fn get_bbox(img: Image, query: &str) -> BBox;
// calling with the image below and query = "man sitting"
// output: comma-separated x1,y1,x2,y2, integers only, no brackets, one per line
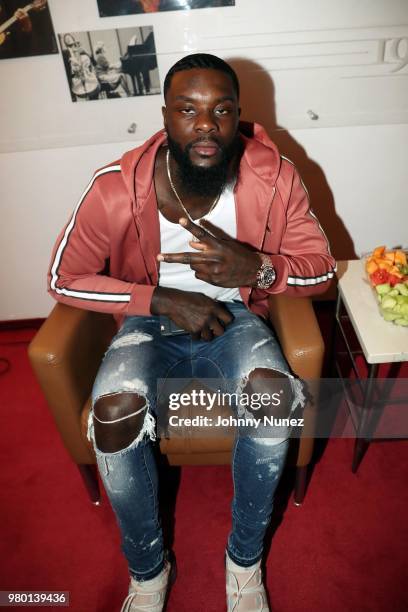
48,53,335,611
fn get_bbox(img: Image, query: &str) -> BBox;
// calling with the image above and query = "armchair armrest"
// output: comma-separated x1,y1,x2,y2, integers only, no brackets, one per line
268,294,324,380
268,294,324,469
28,303,116,463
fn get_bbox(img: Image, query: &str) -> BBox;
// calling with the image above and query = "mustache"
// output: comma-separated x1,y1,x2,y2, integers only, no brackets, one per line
187,137,222,149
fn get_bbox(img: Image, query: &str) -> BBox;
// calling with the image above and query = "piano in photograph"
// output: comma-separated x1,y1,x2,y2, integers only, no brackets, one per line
121,31,157,95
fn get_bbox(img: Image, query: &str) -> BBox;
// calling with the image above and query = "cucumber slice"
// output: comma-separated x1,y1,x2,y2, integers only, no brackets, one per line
376,283,391,295
395,283,408,296
381,310,400,321
382,297,397,309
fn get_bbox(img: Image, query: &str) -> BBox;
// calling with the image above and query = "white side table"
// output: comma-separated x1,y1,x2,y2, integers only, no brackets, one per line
334,260,408,471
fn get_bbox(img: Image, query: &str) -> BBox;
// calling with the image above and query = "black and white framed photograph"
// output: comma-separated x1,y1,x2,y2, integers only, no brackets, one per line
58,26,160,102
97,0,235,17
0,0,57,60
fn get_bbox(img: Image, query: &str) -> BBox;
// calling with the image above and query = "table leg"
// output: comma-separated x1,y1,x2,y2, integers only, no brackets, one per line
351,363,379,473
328,292,341,377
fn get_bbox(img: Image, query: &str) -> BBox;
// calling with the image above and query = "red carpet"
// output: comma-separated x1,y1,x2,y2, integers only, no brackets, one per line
1,317,408,612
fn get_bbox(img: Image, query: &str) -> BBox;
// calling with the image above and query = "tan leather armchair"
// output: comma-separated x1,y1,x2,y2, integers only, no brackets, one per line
28,295,324,506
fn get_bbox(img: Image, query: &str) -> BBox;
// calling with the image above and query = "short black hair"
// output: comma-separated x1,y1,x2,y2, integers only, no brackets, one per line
163,53,239,100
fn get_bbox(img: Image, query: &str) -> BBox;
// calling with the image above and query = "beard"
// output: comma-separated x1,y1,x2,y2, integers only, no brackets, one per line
166,132,242,198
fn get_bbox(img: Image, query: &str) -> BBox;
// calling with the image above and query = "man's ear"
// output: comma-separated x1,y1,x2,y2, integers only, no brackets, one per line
162,105,167,130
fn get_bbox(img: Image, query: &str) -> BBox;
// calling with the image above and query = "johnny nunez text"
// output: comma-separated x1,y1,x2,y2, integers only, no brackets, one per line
168,415,304,428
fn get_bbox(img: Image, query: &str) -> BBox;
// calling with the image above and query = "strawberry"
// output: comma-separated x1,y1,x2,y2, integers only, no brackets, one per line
370,269,389,286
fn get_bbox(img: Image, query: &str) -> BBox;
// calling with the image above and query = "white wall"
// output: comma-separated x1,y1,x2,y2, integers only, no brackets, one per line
1,0,407,319
1,141,132,320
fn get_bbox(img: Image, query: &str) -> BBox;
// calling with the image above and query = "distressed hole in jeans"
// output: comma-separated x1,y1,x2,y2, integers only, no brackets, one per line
236,366,305,423
91,391,156,453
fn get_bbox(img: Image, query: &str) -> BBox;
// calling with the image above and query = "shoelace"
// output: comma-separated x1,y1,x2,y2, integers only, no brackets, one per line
120,560,173,612
227,567,265,612
120,589,163,612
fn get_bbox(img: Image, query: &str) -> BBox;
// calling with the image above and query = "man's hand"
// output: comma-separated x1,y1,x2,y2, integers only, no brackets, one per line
151,287,234,341
157,217,261,288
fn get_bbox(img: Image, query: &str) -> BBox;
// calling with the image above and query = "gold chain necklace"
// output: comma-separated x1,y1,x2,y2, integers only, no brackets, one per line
166,149,221,222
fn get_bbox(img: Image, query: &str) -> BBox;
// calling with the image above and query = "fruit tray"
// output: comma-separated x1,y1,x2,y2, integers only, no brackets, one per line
365,246,408,326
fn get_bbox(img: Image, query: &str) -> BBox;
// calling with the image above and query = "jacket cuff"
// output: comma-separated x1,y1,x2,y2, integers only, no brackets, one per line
128,285,156,316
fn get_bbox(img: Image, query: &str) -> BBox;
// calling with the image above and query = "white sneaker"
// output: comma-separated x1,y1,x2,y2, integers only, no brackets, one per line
226,553,270,611
120,556,176,612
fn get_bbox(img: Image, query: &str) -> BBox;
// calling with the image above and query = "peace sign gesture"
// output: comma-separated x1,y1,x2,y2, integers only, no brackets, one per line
157,217,261,288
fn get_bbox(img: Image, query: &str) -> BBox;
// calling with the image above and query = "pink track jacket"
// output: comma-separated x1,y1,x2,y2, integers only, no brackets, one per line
48,123,336,326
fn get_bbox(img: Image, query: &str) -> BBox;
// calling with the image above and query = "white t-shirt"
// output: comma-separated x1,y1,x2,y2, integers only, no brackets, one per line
158,182,242,302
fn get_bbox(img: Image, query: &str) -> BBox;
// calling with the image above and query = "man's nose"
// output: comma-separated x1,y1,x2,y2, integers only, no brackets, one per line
194,110,217,133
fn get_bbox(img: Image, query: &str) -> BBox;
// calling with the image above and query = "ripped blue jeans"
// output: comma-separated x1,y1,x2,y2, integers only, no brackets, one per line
89,301,304,581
